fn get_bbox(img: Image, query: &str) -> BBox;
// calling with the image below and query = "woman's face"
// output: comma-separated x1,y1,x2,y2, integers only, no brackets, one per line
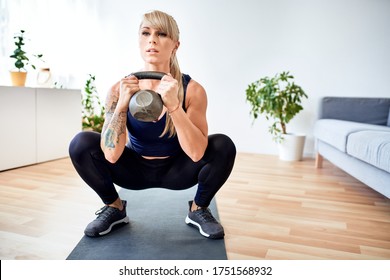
139,25,179,66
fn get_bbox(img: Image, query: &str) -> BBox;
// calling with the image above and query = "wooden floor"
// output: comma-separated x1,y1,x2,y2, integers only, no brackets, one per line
0,153,389,260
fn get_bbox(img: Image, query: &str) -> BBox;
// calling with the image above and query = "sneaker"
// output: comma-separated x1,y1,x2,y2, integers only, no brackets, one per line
84,200,129,237
185,200,224,239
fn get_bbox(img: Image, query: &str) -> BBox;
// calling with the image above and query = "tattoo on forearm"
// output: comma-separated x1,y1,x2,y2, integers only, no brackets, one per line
102,99,118,134
104,111,127,149
109,101,118,113
102,112,112,134
105,129,116,148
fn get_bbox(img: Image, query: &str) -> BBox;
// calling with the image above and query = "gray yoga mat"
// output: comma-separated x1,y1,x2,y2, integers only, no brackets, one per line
67,187,227,260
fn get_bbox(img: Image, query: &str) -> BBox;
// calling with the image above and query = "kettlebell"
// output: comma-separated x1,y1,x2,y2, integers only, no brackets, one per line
128,71,166,122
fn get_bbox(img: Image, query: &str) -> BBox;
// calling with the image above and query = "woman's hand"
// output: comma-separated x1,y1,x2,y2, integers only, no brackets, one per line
117,75,140,111
158,74,180,112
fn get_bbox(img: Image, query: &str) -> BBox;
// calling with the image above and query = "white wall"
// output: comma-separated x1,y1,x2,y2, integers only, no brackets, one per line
1,0,390,156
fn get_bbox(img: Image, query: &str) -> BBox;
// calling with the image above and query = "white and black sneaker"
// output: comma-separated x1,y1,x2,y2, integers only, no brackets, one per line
84,200,129,237
185,200,224,239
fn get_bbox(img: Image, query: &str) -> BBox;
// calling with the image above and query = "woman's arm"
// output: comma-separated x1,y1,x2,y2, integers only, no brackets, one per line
160,75,208,162
100,76,140,163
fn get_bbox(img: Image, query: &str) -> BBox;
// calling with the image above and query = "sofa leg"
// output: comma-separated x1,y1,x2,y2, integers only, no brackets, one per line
315,152,323,168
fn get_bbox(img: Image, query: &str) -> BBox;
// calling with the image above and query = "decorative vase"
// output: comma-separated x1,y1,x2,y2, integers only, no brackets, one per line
36,68,53,88
10,71,27,86
277,133,306,161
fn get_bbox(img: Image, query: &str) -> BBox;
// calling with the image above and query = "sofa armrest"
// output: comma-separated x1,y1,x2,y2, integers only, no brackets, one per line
319,97,390,125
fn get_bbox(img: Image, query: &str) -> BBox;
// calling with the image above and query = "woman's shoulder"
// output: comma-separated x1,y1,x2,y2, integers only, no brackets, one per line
186,75,206,96
185,75,207,110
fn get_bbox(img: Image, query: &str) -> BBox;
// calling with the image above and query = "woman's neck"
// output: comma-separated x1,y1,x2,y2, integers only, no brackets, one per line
143,63,170,74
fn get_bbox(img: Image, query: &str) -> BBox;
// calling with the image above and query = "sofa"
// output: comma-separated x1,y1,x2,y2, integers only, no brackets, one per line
314,97,390,199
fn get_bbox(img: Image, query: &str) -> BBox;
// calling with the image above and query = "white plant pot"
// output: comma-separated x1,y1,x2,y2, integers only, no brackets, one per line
277,133,306,161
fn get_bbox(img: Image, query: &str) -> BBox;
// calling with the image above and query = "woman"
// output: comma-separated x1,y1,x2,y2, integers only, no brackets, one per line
69,10,236,239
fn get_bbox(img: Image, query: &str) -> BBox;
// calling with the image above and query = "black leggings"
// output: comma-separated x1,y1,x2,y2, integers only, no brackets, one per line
68,131,236,207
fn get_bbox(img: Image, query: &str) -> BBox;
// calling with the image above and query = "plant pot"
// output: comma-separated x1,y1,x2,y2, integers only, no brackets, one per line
277,133,306,161
10,71,27,86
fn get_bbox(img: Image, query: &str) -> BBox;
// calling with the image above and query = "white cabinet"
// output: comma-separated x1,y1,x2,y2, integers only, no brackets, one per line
0,86,81,171
0,87,37,170
36,88,82,163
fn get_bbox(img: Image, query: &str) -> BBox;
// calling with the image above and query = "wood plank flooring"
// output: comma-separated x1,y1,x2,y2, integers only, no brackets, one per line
0,153,389,260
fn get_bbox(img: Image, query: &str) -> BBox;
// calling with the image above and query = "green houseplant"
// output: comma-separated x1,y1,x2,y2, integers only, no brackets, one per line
246,71,308,160
9,29,43,86
82,74,105,132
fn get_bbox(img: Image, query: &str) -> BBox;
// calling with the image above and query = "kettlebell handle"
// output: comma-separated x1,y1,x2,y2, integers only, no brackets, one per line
130,71,166,80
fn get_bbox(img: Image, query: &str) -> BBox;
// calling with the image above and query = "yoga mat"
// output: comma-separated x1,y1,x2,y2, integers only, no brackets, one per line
67,187,227,260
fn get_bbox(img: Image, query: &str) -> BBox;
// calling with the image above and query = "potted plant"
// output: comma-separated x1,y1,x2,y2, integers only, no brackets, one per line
82,74,105,132
246,71,308,161
9,30,43,86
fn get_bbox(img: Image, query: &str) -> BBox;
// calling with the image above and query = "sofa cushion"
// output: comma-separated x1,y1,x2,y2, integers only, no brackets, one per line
347,131,390,173
314,119,390,152
320,97,390,125
387,108,390,126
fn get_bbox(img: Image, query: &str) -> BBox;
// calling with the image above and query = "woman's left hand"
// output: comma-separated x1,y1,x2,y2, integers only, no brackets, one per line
158,74,180,112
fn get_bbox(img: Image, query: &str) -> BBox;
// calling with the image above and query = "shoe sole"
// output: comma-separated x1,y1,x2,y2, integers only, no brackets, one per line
185,215,224,239
85,216,130,237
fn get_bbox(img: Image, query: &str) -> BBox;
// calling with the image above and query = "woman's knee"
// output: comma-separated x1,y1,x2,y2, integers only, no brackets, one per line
206,134,236,166
208,134,236,158
69,131,101,162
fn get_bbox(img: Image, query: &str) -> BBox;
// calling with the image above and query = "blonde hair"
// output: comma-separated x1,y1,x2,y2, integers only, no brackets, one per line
141,10,183,137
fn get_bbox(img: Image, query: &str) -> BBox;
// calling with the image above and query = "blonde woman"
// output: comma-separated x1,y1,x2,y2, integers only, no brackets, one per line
69,10,236,239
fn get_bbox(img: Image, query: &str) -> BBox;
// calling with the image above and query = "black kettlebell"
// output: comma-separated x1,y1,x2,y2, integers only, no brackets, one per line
128,71,166,122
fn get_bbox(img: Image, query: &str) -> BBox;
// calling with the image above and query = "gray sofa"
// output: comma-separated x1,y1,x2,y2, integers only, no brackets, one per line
314,97,390,199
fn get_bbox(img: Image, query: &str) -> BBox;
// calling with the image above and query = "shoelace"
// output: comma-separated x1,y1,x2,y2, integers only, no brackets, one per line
196,208,218,223
94,205,117,222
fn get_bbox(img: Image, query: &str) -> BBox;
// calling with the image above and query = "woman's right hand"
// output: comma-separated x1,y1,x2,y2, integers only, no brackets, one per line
117,75,140,110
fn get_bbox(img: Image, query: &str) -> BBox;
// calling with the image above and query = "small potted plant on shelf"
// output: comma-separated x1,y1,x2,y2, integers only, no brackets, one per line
246,71,308,161
9,29,43,86
82,74,105,132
